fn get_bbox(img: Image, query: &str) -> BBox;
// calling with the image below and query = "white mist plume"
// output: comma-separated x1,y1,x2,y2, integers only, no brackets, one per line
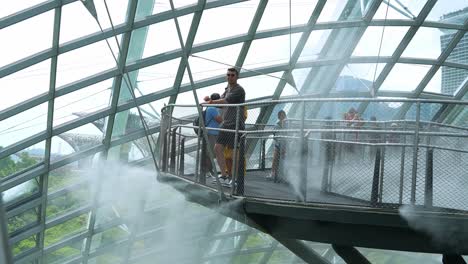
399,205,468,252
80,161,246,263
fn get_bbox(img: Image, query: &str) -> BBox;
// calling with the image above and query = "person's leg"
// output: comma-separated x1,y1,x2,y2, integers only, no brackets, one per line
214,143,227,177
270,147,279,179
207,135,217,175
224,146,233,177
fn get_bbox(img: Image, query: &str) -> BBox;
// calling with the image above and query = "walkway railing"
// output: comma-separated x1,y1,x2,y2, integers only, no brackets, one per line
160,98,468,212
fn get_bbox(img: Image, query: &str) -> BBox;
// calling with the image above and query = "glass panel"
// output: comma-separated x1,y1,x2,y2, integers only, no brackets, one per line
3,177,40,206
193,1,257,45
61,0,128,43
373,1,427,20
318,102,361,120
12,234,37,256
150,0,171,15
173,84,225,117
269,248,297,263
0,59,50,112
379,63,431,91
0,102,47,148
426,0,468,24
363,102,402,120
232,253,264,263
44,213,88,246
0,0,47,18
299,30,332,62
317,0,363,22
242,233,271,249
402,27,457,59
93,0,128,29
111,108,144,139
59,1,101,44
190,43,243,82
8,207,39,234
52,120,105,156
173,0,197,8
334,63,386,94
48,151,102,193
89,254,124,264
46,183,91,220
140,20,181,59
109,135,158,163
56,37,121,88
0,10,54,68
0,141,44,179
44,238,83,264
288,68,311,96
353,26,409,57
241,72,282,100
405,103,442,121
257,0,318,31
132,58,181,98
90,226,129,251
445,34,468,65
53,80,112,127
425,66,468,95
243,34,301,69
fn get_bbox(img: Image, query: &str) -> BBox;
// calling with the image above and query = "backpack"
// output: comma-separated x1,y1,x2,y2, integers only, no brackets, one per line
193,109,211,136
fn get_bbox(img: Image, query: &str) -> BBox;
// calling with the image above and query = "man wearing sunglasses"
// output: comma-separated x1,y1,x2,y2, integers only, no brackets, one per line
205,68,245,186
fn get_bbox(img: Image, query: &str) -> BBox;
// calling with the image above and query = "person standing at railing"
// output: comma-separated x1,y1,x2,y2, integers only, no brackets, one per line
205,68,245,185
368,116,381,160
343,107,363,152
268,110,287,181
201,93,222,178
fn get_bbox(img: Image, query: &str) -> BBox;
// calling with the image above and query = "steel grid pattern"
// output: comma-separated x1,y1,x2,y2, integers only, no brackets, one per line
1,0,468,263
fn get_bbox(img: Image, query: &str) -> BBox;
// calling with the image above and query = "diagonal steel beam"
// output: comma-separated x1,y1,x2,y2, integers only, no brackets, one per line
167,0,206,105
393,10,468,120
332,244,371,264
255,0,327,126
357,0,438,115
301,0,384,118
81,0,141,262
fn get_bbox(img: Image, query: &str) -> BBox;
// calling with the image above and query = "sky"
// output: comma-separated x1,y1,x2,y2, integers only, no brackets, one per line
0,0,467,153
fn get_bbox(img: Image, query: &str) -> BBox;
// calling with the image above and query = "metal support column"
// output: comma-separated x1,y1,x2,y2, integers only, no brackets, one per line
332,245,371,264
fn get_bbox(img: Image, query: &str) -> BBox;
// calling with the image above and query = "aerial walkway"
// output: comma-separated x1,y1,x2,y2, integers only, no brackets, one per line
158,98,468,263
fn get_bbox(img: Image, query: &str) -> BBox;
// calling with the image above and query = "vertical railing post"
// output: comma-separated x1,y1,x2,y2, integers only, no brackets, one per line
231,106,241,193
195,134,201,183
161,135,168,172
261,138,266,170
410,101,421,204
237,135,246,196
179,137,185,176
398,122,407,204
378,147,385,203
424,148,434,207
371,147,381,205
176,126,181,174
298,101,307,202
321,141,330,192
169,127,177,173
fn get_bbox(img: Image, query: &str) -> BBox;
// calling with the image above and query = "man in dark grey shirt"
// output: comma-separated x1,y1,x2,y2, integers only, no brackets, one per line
205,67,245,183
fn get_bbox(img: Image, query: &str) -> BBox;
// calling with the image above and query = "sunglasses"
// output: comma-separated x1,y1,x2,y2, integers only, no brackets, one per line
226,73,236,77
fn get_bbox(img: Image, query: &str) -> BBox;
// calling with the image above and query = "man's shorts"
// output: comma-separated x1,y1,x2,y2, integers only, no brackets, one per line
216,125,243,148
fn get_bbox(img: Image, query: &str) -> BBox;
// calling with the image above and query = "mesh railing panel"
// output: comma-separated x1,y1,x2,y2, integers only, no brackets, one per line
161,101,468,214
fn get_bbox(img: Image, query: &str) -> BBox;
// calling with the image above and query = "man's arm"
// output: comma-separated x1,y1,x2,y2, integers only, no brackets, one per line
208,98,227,104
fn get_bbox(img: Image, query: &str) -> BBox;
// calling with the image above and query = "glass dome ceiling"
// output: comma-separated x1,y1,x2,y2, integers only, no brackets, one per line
0,0,467,263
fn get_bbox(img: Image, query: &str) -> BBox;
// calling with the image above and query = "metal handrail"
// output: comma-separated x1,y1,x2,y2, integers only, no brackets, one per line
162,97,468,111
